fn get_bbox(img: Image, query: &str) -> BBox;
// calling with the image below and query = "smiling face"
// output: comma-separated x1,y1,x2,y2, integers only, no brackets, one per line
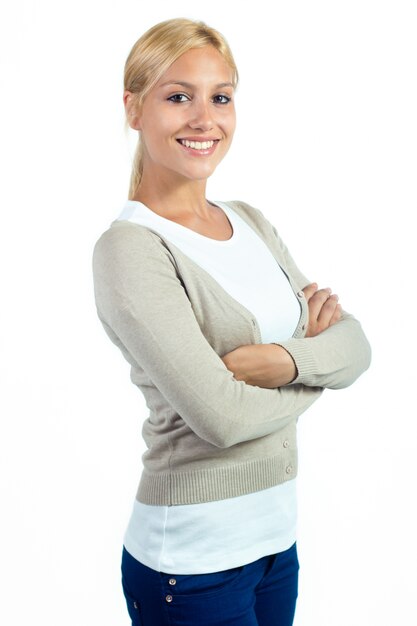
130,46,236,185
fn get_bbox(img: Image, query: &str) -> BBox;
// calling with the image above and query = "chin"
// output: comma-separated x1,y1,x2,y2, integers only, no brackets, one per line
185,171,216,182
183,163,220,181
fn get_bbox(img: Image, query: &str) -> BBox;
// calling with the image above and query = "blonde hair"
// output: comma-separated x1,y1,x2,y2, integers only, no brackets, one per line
123,18,239,199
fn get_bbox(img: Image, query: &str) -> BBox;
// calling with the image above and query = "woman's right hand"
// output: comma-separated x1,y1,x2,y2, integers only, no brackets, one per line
302,283,342,337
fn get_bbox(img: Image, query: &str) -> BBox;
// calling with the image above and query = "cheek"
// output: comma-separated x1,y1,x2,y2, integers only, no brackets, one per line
141,120,174,158
141,104,176,139
222,108,236,136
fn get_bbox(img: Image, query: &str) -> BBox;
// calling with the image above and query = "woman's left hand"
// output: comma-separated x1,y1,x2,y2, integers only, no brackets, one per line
221,344,297,388
302,283,342,337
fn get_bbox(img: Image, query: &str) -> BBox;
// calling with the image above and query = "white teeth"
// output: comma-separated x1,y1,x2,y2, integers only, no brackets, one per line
180,139,215,149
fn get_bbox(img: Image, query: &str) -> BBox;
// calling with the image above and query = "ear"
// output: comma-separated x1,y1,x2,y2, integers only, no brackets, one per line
123,90,141,130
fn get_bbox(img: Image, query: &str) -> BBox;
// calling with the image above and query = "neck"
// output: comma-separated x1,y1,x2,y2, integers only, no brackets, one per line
133,170,212,219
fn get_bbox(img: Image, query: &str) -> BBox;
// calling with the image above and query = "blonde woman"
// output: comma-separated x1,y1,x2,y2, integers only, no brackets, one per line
92,17,371,626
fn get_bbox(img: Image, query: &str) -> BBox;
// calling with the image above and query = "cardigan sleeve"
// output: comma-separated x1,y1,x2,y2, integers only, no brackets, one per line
92,223,323,449
269,222,372,389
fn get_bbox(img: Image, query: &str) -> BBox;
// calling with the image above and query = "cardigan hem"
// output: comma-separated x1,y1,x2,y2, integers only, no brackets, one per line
136,451,298,505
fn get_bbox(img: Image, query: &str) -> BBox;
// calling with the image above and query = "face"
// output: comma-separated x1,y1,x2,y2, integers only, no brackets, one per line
125,46,236,183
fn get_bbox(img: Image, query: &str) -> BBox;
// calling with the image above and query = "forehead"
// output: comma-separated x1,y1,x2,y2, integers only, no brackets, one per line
156,46,234,87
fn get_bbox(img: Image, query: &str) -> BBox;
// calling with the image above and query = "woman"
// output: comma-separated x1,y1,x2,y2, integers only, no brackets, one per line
92,17,371,626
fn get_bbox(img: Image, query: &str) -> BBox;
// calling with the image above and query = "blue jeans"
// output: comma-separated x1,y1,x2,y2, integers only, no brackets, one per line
120,542,299,625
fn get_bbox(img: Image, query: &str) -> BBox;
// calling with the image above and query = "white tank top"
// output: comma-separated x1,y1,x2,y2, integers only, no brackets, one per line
118,199,301,575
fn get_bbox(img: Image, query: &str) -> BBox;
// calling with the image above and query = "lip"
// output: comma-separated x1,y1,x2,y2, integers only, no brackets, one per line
176,137,221,142
176,138,220,157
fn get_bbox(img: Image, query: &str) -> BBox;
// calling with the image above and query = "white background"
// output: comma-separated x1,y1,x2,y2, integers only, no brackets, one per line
1,1,416,624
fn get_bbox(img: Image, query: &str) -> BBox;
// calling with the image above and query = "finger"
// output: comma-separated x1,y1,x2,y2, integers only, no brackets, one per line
308,287,333,320
328,302,343,327
316,294,339,328
302,282,318,303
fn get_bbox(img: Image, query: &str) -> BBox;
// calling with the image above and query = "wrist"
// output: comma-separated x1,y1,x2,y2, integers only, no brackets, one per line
270,343,298,386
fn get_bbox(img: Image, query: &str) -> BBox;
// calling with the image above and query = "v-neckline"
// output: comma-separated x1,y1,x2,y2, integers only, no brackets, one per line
126,199,237,244
112,200,306,342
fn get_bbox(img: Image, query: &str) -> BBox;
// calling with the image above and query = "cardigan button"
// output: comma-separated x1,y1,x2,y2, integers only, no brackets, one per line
169,578,177,586
297,291,304,298
286,464,293,474
166,594,173,603
283,439,290,448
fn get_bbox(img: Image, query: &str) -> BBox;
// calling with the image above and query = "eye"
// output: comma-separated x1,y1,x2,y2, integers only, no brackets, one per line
167,93,189,103
213,94,232,104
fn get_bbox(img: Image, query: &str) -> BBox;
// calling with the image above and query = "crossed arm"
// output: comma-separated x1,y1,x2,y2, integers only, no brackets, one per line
221,283,344,389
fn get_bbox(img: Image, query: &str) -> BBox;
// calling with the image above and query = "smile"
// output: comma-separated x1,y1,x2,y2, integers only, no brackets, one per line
179,139,216,149
176,138,220,156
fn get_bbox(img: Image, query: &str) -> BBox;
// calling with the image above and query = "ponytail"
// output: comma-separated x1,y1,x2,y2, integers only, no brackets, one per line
128,138,144,200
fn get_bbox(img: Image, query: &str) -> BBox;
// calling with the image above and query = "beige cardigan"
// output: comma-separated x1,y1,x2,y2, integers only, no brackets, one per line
92,200,371,505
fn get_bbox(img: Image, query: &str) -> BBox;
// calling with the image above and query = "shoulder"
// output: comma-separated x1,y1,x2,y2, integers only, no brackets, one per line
92,220,175,277
223,199,273,224
93,220,169,258
222,199,280,238
221,199,258,215
94,220,154,250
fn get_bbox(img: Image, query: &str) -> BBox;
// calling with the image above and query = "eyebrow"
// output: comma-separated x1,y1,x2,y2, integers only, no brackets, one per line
159,80,234,89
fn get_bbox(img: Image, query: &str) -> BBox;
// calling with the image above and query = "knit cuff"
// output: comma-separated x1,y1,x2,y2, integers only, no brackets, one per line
273,338,317,386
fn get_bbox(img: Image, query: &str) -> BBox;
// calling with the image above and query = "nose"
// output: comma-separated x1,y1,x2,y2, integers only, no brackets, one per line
188,99,214,132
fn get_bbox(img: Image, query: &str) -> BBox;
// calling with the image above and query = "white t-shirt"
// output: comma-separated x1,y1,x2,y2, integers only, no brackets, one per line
118,199,301,575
